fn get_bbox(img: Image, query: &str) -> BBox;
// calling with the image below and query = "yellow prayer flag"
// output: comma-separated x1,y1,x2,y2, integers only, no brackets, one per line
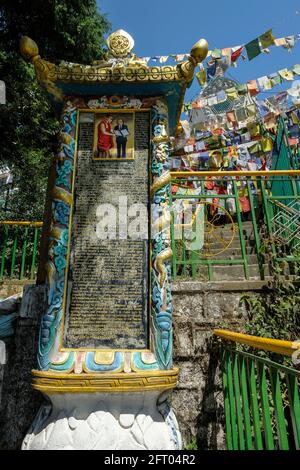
248,142,260,154
248,123,260,137
196,68,207,86
261,138,273,152
259,29,275,48
246,104,256,117
226,87,239,99
291,111,300,124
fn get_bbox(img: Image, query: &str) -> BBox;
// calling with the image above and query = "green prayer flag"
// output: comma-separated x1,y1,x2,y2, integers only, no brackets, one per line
245,38,261,60
269,73,282,86
259,29,275,48
237,83,247,94
211,48,222,59
293,64,300,75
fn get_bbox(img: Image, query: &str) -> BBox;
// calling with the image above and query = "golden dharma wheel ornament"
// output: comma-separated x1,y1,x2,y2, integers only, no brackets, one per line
107,29,135,58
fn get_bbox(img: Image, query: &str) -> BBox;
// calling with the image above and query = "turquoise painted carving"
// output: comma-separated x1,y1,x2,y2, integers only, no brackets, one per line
150,100,173,369
37,96,173,374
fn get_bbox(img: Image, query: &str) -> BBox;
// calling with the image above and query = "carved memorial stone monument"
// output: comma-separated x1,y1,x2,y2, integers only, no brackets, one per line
19,29,208,450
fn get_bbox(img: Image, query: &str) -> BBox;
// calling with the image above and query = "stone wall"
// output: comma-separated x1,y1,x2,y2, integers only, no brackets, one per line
0,285,45,449
0,279,266,449
171,280,266,449
0,280,32,300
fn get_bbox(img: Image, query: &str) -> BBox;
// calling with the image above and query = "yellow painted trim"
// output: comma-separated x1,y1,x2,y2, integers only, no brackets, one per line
150,172,172,197
92,158,135,161
79,108,152,113
94,351,115,365
31,368,179,393
0,221,43,226
171,170,300,178
214,329,300,357
60,347,153,353
51,187,73,206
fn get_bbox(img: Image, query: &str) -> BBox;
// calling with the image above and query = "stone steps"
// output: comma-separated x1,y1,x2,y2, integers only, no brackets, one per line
175,219,272,280
178,240,256,251
177,264,271,281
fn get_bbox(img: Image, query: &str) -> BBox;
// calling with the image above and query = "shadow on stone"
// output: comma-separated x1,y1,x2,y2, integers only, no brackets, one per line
196,336,226,450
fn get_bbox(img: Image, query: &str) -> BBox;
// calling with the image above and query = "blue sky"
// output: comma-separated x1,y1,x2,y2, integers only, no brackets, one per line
97,0,300,102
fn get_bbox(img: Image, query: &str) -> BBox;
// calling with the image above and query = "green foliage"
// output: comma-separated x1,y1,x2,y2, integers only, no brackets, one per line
184,438,198,450
0,0,111,63
0,1,110,220
240,237,300,363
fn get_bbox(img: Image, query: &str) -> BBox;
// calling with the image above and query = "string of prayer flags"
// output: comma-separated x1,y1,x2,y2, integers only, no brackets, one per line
136,29,300,68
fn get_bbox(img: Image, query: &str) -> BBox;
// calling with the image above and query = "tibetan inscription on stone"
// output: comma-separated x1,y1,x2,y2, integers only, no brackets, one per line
64,111,150,349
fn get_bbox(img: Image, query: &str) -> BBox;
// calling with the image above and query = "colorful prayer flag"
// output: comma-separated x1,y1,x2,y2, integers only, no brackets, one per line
245,38,261,60
231,46,244,63
211,48,222,59
247,80,259,96
278,68,294,81
196,66,207,86
259,29,275,48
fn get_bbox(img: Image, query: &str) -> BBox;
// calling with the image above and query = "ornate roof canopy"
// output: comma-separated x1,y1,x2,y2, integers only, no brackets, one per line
20,30,208,135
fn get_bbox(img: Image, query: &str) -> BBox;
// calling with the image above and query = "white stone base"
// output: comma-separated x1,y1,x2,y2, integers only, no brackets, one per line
22,391,182,450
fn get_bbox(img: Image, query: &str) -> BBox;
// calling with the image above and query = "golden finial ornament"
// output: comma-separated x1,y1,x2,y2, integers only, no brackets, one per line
179,37,208,82
107,29,135,58
190,39,209,65
20,36,40,62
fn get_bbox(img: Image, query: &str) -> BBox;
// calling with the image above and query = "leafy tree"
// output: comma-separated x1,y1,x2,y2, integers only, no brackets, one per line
0,0,111,220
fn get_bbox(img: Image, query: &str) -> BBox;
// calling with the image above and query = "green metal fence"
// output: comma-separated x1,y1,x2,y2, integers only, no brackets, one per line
0,221,43,281
214,330,300,450
170,172,300,282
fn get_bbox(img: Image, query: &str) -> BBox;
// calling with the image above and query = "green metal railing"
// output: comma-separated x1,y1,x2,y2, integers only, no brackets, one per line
214,329,300,450
170,171,300,282
0,221,43,281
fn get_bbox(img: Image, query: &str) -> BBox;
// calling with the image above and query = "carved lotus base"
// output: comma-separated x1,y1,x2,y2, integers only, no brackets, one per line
22,391,181,450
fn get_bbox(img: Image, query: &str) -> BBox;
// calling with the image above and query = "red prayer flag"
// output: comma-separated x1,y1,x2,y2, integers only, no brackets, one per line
231,46,244,63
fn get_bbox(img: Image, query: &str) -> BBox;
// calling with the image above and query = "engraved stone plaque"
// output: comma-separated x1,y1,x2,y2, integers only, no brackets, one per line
64,111,150,349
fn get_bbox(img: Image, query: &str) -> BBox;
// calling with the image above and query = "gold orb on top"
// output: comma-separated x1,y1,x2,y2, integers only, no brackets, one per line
107,29,135,58
20,36,39,61
190,38,209,64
